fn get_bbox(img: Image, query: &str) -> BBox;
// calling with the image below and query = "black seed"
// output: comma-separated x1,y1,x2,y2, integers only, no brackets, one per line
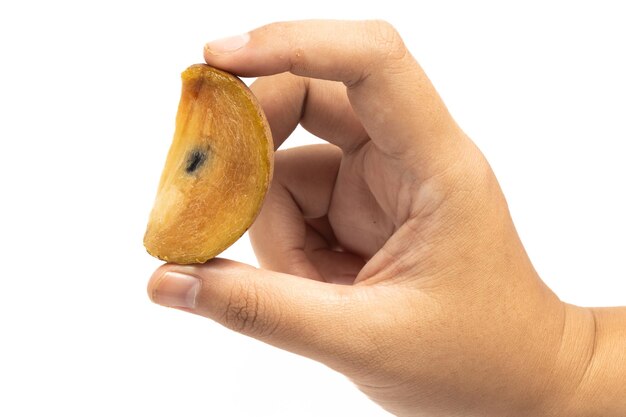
185,149,207,174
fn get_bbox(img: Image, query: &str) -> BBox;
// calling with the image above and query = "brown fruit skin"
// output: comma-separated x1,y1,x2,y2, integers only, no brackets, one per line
144,64,273,264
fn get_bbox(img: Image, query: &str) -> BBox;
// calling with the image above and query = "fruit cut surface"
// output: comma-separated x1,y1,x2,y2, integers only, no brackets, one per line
144,64,273,264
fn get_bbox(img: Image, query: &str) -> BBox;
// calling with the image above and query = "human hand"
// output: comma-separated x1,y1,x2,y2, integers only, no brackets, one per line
148,20,625,416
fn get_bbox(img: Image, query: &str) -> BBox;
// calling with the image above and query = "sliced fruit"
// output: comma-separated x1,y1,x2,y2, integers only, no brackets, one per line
144,64,273,264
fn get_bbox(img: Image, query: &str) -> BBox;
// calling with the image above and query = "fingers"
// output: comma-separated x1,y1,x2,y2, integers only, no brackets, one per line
249,169,325,281
250,73,367,151
250,145,366,282
204,20,463,164
147,258,363,368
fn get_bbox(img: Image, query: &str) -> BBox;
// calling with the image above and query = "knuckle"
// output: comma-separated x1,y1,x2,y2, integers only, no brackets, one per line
288,46,308,74
347,20,408,88
222,281,278,338
367,20,407,62
223,282,259,333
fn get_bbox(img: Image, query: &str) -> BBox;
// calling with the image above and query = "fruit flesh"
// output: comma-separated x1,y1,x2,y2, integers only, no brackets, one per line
144,64,273,264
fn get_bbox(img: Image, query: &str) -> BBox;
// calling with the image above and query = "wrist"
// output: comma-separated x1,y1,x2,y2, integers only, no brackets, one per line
545,305,626,416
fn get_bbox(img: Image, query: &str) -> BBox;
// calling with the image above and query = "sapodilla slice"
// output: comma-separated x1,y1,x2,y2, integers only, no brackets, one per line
144,64,273,264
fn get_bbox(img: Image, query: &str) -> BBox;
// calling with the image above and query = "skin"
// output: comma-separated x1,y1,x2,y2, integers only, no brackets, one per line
148,20,626,416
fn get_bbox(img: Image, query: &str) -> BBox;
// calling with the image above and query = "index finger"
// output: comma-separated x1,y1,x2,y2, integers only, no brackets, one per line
204,20,463,162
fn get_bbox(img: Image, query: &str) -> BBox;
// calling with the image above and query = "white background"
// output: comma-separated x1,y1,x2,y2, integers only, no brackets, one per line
1,1,625,416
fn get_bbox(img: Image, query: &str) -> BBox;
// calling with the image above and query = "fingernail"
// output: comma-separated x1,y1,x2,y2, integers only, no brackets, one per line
150,271,201,309
205,33,250,54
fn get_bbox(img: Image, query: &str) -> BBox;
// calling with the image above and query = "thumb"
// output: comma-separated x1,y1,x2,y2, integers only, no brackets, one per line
147,258,361,365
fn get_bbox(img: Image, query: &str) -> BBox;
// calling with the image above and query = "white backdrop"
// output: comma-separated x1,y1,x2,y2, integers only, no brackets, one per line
1,1,624,416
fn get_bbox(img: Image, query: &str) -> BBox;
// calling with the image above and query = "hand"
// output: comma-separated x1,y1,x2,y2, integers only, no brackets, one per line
148,20,626,416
